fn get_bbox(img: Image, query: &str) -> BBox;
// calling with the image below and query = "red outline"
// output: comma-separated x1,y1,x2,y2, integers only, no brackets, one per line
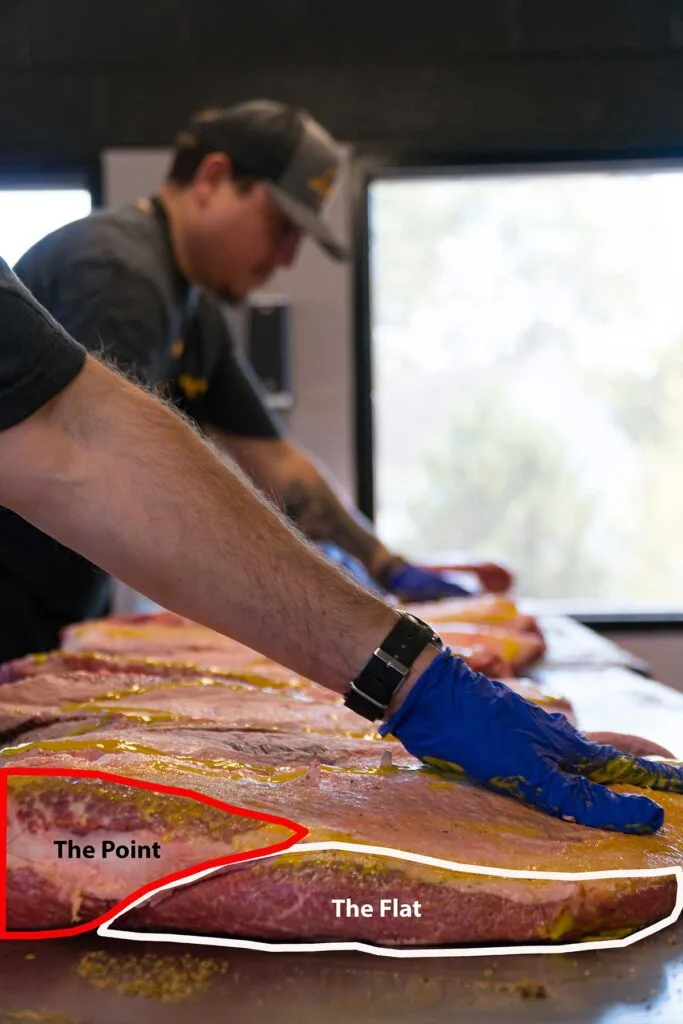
1,766,308,940
0,769,6,935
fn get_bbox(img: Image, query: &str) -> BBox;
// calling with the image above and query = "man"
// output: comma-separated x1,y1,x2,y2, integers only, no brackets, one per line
0,254,680,836
10,97,509,663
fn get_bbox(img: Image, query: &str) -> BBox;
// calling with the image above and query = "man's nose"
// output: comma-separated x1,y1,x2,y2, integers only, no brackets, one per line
273,230,302,268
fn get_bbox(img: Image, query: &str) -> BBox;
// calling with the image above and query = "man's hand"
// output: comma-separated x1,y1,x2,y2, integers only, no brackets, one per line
418,560,515,595
384,563,475,601
316,541,383,593
382,651,683,834
463,560,514,594
384,559,514,602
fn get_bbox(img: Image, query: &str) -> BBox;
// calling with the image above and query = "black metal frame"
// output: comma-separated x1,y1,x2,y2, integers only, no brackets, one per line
352,143,683,628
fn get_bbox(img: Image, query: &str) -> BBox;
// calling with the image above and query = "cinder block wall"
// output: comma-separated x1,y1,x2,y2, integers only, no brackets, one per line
3,2,683,166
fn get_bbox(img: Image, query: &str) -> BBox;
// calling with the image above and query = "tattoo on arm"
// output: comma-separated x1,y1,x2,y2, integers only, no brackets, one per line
281,478,396,579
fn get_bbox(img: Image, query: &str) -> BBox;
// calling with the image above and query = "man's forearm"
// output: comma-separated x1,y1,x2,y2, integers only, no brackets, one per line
0,359,402,694
207,430,397,582
280,472,397,581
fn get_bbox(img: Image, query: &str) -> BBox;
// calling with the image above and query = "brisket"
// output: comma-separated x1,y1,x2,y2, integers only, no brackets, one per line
3,723,681,945
0,610,678,947
59,613,530,677
0,661,574,741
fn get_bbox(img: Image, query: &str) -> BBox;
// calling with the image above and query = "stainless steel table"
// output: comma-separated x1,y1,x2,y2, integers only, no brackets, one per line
529,614,683,758
532,613,650,675
1,923,682,1024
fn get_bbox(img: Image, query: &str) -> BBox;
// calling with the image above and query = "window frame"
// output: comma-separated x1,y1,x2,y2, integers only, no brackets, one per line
353,144,683,627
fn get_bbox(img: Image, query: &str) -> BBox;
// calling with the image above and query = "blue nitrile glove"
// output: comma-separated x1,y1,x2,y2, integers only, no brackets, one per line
385,563,473,601
316,542,384,594
381,650,683,834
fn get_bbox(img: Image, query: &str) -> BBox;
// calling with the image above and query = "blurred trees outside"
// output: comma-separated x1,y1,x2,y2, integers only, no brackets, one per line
371,171,683,602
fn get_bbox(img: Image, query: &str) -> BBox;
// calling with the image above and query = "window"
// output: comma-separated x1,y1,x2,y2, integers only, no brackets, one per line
0,187,92,268
367,163,683,611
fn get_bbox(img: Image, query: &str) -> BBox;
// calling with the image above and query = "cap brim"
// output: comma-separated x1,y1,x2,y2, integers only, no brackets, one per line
265,182,350,261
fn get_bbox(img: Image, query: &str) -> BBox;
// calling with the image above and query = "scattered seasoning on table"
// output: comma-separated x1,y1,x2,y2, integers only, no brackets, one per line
474,979,550,999
76,950,229,1002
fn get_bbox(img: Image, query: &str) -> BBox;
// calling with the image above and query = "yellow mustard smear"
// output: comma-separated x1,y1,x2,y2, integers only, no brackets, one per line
27,652,50,666
58,674,301,717
51,647,309,691
537,873,670,942
56,675,303,727
423,756,466,777
0,734,403,785
577,753,683,791
65,707,182,726
59,677,234,712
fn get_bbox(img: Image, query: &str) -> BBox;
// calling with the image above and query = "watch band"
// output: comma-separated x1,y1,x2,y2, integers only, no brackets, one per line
344,613,442,721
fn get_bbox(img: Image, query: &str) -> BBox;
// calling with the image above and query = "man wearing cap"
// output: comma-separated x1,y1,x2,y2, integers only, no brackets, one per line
10,98,510,661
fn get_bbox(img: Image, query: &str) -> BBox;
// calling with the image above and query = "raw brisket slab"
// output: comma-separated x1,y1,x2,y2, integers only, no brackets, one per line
60,612,292,673
3,724,682,946
436,624,545,670
404,595,542,635
0,650,314,692
0,669,372,741
58,613,524,677
0,663,575,739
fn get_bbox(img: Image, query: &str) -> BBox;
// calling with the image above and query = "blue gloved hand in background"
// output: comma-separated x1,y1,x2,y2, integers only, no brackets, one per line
381,650,683,834
384,562,474,601
316,541,384,593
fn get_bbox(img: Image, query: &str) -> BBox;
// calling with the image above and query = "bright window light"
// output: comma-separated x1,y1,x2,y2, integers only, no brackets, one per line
0,188,92,268
369,166,683,609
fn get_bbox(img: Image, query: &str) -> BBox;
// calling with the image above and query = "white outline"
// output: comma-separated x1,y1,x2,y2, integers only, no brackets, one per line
98,841,683,958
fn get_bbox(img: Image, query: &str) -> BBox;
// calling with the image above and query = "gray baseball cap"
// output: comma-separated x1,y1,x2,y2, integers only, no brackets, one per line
171,99,349,260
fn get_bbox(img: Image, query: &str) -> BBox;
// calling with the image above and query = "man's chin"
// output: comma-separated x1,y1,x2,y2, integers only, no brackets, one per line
215,279,253,304
252,265,276,287
215,270,273,304
215,286,242,304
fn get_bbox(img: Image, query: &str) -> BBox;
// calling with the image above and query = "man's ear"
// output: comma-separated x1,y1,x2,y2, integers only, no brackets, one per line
192,153,233,204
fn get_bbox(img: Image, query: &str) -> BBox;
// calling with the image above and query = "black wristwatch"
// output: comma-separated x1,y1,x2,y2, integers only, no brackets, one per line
344,613,443,721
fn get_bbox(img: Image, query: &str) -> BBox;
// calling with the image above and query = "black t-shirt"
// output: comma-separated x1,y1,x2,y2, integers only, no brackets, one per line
0,201,283,659
14,198,282,436
0,257,86,428
0,258,89,659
